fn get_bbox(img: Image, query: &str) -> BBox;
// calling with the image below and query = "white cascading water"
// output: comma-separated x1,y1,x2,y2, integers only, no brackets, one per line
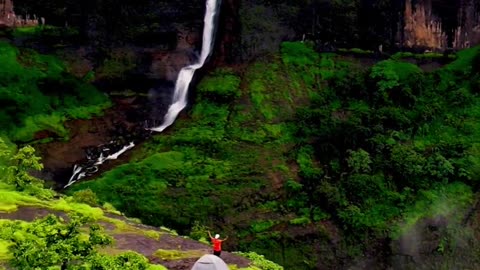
64,0,221,188
64,142,135,188
151,0,221,132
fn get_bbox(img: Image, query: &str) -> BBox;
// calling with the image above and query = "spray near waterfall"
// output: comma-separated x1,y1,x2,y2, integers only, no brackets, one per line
64,0,222,188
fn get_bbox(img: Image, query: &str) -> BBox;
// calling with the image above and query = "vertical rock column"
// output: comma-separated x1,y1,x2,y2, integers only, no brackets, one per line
400,0,480,50
401,0,448,50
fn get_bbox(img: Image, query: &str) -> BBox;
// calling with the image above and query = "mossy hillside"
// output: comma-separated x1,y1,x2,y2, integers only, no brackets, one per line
0,42,110,142
0,180,282,270
70,42,361,269
153,249,204,260
70,43,327,231
71,43,480,269
0,182,161,237
0,185,166,268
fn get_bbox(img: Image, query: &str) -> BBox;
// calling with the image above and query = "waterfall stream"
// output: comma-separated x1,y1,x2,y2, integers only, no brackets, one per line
64,0,222,188
151,0,221,132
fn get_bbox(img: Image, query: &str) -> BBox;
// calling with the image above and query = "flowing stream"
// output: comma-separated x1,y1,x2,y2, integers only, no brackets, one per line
64,0,222,188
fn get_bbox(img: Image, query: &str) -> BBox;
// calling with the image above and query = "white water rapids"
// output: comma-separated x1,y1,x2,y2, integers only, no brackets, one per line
151,0,221,132
64,0,221,188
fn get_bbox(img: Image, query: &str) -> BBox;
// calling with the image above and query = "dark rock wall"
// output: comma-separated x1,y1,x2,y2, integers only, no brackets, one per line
400,0,480,50
236,0,480,58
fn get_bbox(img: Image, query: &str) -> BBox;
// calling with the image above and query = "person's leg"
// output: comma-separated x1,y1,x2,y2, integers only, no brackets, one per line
214,250,221,257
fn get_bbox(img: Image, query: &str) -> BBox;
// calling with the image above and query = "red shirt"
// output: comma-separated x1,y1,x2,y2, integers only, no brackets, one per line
212,238,222,251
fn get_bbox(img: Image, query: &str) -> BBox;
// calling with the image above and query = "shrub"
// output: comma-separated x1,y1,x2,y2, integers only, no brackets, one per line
235,252,284,270
197,70,241,103
71,189,99,206
281,42,318,66
189,221,209,244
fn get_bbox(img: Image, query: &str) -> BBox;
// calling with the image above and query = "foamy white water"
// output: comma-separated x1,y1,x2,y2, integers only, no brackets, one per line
63,164,82,188
94,142,135,165
151,0,221,132
64,142,134,188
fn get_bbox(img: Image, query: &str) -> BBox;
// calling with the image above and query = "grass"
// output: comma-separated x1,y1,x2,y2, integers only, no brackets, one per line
106,218,163,240
153,249,205,260
13,26,79,40
338,48,375,55
147,265,168,270
0,185,47,212
0,182,164,241
197,69,241,102
391,51,457,61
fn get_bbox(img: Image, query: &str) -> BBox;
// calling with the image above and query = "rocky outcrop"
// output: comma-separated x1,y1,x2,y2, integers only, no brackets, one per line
0,0,38,27
400,0,480,50
401,0,448,49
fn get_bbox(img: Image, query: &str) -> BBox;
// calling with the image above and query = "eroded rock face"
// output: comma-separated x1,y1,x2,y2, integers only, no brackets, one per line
400,0,480,50
401,0,448,50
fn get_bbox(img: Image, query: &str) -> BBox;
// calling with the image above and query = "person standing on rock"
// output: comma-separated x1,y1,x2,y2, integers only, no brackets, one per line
208,231,228,257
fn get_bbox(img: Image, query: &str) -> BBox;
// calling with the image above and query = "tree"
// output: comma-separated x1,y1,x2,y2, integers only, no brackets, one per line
0,138,44,192
0,213,149,269
347,148,372,174
0,214,110,269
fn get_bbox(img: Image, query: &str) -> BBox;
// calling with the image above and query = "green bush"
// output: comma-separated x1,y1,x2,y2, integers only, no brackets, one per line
71,189,100,206
369,60,423,107
197,69,241,103
281,42,318,66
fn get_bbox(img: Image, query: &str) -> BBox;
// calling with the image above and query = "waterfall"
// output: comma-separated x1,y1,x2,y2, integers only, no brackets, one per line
64,0,221,188
63,142,135,188
150,0,222,132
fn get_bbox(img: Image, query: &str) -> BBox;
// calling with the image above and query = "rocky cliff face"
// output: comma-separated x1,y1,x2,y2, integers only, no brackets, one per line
236,0,480,57
11,0,480,62
400,0,480,50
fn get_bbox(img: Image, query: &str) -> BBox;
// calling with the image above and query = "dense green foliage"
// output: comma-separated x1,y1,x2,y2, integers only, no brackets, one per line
71,42,480,269
0,213,158,269
0,144,167,269
0,138,53,199
1,214,112,269
0,42,110,142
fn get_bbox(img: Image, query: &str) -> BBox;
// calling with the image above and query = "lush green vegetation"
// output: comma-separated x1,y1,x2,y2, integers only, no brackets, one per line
69,41,480,269
0,139,168,269
0,131,281,269
0,42,110,142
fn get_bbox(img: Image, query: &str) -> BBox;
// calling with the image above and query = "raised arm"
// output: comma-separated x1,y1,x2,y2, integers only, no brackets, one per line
208,231,213,239
223,236,228,241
